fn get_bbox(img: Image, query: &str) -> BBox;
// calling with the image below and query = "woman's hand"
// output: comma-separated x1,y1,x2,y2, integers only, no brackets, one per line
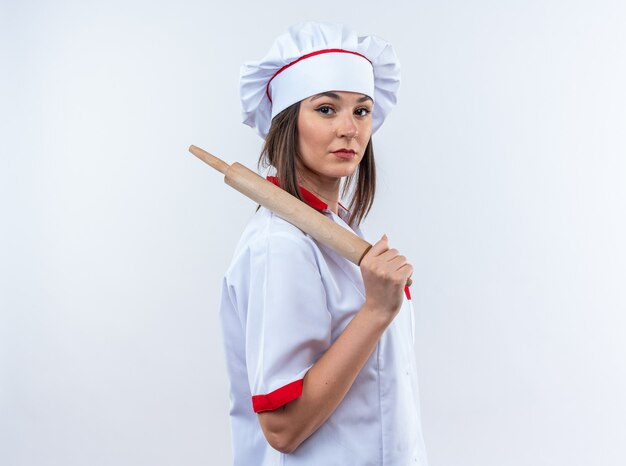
360,234,413,319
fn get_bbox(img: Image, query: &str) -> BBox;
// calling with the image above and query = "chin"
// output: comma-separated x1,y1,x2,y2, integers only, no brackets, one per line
326,164,359,179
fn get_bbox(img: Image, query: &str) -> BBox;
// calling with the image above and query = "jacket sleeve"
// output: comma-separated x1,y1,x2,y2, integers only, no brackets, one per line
244,230,331,413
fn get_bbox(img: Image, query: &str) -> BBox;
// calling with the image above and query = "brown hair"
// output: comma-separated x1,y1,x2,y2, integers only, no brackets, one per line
258,101,376,227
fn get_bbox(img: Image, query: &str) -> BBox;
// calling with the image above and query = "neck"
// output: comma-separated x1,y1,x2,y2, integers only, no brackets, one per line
296,172,341,215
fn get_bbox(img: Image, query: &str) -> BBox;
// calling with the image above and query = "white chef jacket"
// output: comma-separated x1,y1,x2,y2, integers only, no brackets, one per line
218,178,428,465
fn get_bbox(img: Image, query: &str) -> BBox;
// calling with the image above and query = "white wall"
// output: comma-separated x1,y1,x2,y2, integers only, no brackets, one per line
2,1,625,465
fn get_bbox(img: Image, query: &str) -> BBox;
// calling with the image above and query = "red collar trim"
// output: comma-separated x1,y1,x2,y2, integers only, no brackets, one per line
266,49,372,103
266,176,328,211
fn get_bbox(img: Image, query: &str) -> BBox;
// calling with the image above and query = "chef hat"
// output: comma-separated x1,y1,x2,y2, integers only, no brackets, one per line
240,21,401,139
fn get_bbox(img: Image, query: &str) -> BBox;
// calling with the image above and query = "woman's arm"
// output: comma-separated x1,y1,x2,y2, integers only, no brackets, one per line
257,234,412,453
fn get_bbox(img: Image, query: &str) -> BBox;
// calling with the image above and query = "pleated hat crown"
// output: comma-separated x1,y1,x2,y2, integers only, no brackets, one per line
239,21,401,139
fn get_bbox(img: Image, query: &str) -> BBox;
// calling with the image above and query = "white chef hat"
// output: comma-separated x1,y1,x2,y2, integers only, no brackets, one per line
240,21,401,139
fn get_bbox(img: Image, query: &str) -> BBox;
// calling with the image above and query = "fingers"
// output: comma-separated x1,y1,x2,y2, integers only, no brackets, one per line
397,262,414,279
368,236,405,266
380,248,401,262
367,234,389,257
365,235,408,266
389,254,408,271
363,234,412,276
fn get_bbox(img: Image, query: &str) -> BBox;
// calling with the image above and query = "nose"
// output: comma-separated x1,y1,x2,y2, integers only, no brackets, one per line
336,113,358,139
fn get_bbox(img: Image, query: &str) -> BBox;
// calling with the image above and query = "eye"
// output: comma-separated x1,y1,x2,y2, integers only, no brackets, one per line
354,107,371,117
315,105,335,115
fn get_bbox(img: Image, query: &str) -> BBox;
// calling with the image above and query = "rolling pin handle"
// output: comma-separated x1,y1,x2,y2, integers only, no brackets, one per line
189,145,230,175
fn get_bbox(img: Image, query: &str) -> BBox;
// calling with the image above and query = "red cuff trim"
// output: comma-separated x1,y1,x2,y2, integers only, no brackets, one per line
404,285,412,300
252,379,304,413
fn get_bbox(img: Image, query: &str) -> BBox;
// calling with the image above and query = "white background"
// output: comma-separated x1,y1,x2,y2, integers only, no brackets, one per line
2,1,625,465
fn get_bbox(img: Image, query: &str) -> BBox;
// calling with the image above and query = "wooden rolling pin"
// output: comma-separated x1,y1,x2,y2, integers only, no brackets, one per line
189,145,412,287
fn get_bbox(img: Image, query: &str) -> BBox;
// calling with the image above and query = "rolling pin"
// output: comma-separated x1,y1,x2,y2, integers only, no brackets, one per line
189,145,412,287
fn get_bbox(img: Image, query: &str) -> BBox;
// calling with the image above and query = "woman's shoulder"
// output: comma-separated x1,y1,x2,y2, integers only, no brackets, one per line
229,206,319,265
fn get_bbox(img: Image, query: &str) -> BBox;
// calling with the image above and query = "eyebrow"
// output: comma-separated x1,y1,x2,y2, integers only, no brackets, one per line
310,92,373,103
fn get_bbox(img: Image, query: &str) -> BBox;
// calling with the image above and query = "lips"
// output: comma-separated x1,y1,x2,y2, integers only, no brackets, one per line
332,149,357,159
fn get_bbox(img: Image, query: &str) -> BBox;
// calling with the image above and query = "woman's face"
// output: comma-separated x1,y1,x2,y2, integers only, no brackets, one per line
296,91,373,181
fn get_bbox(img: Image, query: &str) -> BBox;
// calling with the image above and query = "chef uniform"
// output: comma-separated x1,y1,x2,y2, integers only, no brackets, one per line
218,21,429,465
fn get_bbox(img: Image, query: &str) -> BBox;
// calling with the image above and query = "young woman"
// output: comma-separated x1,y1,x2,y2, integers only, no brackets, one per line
219,21,428,465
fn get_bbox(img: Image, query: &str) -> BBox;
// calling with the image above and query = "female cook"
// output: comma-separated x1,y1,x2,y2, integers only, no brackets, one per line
218,21,429,465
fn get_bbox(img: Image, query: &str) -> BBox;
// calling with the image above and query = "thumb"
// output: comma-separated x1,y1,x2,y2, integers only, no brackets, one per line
369,234,389,256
